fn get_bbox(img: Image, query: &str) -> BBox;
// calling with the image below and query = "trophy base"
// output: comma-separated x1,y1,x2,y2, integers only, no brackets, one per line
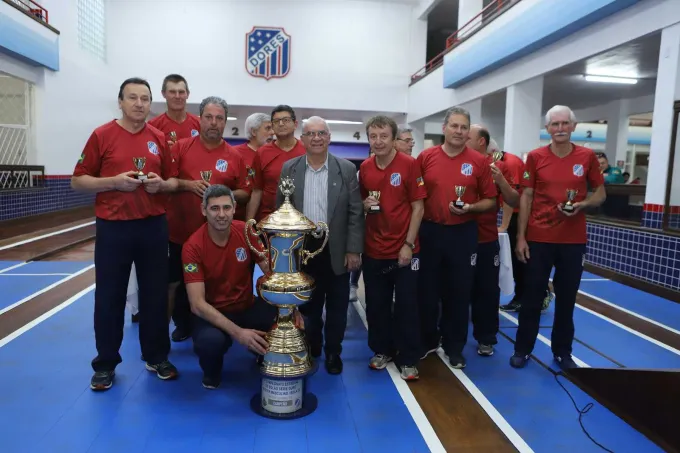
454,201,465,209
562,204,575,213
134,174,148,181
368,206,380,214
251,360,319,420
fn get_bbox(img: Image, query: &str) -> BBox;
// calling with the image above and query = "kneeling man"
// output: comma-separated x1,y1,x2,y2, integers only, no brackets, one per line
182,184,274,389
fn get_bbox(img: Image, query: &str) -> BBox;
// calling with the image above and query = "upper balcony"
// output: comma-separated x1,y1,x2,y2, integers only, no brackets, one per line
0,0,59,71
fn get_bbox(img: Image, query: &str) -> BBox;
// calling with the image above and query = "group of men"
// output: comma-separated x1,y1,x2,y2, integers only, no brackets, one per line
72,73,606,391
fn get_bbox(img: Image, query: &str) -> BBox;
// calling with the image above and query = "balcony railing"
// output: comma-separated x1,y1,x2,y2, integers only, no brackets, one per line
6,0,49,24
410,0,521,85
0,165,46,191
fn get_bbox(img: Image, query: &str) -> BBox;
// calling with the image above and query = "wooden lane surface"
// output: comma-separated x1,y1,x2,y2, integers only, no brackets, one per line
44,240,95,261
0,224,96,261
0,206,94,246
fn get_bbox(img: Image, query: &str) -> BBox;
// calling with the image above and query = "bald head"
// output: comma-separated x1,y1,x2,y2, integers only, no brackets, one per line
303,116,329,133
467,124,490,155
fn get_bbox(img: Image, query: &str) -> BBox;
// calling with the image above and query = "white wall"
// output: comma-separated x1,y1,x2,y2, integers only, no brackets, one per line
107,0,425,115
11,0,119,174
407,0,680,123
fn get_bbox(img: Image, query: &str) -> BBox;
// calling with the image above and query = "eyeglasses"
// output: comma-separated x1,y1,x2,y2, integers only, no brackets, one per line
301,131,329,138
397,138,415,145
272,117,294,125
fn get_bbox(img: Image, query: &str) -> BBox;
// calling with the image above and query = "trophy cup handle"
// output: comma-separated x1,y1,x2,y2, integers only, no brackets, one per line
245,219,269,261
301,222,329,265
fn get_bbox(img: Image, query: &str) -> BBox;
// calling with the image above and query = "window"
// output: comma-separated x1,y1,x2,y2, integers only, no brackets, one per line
77,0,107,62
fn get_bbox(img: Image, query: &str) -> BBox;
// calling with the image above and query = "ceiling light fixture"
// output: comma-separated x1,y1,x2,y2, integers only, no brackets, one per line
302,119,363,125
227,116,237,120
584,75,638,84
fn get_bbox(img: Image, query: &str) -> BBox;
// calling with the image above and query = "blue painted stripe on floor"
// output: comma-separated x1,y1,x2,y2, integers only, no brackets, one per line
459,330,665,453
0,284,430,453
0,275,65,309
570,306,680,369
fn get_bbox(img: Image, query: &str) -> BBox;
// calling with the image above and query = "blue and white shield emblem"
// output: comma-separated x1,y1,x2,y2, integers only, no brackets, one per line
235,247,247,262
191,129,199,137
390,173,401,186
461,163,473,176
246,26,291,80
216,159,228,173
147,141,159,155
573,164,584,177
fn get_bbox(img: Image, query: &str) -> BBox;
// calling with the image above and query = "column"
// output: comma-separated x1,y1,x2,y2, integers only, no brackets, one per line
645,23,680,229
503,76,544,158
409,119,426,159
462,98,483,124
604,99,630,170
458,0,484,36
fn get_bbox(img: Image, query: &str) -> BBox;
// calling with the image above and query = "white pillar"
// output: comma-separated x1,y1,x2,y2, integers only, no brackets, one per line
604,99,630,169
409,119,426,159
462,99,483,124
646,23,680,208
504,76,544,158
458,0,484,36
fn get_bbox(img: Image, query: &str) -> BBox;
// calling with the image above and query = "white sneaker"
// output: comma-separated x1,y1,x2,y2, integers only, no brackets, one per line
400,366,419,381
369,354,392,370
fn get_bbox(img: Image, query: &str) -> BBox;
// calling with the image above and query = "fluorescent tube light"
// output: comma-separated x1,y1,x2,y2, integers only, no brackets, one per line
302,119,363,125
584,75,638,84
227,116,237,120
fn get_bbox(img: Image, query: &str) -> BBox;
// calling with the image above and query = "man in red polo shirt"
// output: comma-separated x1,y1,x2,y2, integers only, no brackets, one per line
145,74,200,329
72,77,180,391
360,116,425,381
246,105,306,222
416,107,497,369
232,112,274,220
182,184,274,389
167,96,251,342
466,125,519,358
511,105,606,370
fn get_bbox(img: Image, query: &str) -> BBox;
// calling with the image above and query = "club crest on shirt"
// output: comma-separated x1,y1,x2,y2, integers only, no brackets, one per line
184,263,198,273
470,253,477,266
246,26,292,80
461,163,473,176
191,129,199,137
494,254,500,267
573,164,584,177
411,258,420,271
216,159,228,172
147,141,159,155
235,247,247,262
390,173,402,186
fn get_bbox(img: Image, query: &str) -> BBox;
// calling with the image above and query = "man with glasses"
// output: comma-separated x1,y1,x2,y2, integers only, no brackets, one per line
276,116,364,375
246,105,306,222
395,125,415,156
360,116,425,380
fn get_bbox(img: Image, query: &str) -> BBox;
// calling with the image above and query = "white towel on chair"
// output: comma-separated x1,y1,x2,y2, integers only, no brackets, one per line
126,264,139,315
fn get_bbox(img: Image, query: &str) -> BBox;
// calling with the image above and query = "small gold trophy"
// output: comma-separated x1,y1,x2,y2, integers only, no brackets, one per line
492,151,503,163
563,189,578,213
368,191,381,213
132,157,147,181
200,170,212,183
454,185,466,209
169,131,177,142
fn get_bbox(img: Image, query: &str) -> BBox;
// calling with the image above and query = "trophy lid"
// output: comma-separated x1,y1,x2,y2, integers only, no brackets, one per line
256,177,318,232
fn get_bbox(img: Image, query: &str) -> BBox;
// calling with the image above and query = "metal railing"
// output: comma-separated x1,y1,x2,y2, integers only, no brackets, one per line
7,0,49,24
0,165,46,191
410,0,521,85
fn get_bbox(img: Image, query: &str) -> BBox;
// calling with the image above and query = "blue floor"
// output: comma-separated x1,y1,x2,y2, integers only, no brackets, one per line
0,260,677,453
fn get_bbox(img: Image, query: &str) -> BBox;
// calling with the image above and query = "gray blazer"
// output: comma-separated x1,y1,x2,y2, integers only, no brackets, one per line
276,153,364,276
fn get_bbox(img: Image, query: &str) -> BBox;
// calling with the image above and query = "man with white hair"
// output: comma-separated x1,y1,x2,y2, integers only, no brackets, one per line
395,125,415,156
276,116,364,374
233,113,274,220
511,105,606,370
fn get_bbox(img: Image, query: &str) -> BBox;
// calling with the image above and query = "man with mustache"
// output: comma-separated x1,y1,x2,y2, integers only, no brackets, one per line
232,113,274,221
246,105,306,222
72,77,179,391
511,105,606,370
182,184,274,389
416,107,497,369
167,96,251,342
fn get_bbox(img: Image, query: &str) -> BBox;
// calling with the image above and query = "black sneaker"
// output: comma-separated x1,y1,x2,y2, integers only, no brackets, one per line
171,327,190,342
554,354,578,370
510,353,530,368
202,375,221,390
145,360,179,380
448,353,466,369
500,300,521,312
90,370,115,391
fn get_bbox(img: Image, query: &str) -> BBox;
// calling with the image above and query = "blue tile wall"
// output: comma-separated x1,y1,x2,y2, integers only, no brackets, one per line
0,176,93,222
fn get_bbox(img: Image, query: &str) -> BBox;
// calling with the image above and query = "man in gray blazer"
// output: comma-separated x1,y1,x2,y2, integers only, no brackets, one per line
276,116,364,374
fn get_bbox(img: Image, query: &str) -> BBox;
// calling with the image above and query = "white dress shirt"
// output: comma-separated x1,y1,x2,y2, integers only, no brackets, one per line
303,154,329,224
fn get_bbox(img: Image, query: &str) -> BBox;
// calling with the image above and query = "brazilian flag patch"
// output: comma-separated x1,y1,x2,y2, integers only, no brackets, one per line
416,176,425,187
184,263,198,273
78,152,85,164
523,171,530,180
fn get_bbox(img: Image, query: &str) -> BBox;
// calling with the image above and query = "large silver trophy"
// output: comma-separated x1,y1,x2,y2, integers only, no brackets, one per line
245,176,329,419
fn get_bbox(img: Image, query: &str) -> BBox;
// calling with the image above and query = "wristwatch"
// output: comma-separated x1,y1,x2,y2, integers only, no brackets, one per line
404,241,415,250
